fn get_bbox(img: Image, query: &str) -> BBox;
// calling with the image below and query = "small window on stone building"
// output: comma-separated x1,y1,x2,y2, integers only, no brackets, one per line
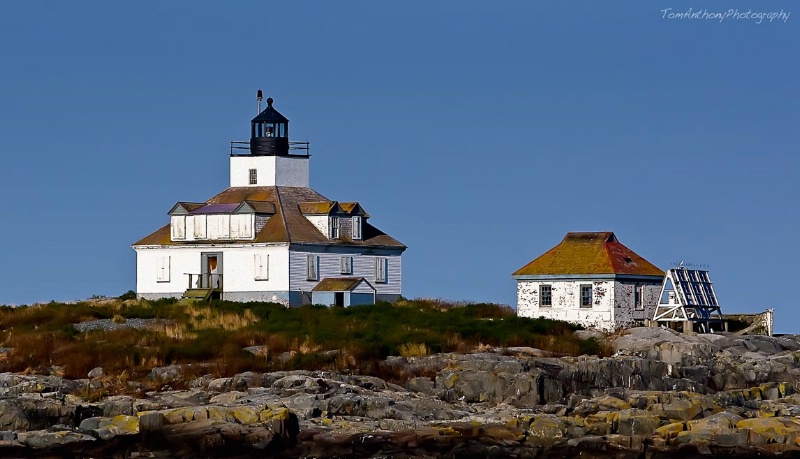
249,169,257,185
634,284,644,310
580,284,593,308
539,285,552,307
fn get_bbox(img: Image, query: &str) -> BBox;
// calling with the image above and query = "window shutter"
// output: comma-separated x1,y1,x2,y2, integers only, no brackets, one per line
157,256,170,282
352,216,362,240
254,254,268,280
194,215,207,239
219,215,230,239
307,254,318,280
242,215,253,239
171,216,185,240
230,215,240,239
340,256,352,275
375,257,387,283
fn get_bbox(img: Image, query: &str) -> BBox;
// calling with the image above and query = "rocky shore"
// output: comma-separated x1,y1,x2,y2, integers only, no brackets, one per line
2,327,800,457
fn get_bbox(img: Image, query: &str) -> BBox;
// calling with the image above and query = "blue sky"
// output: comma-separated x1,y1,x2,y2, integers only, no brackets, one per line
1,2,798,331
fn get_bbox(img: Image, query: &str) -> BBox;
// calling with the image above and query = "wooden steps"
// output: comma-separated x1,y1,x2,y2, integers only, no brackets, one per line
183,288,213,302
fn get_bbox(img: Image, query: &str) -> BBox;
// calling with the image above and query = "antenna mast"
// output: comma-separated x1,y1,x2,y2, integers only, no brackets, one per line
257,89,263,114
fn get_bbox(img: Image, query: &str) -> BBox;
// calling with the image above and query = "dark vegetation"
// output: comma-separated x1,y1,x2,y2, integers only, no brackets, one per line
0,295,602,390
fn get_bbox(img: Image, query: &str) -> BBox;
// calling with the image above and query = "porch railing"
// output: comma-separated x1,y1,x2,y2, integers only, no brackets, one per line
186,273,223,290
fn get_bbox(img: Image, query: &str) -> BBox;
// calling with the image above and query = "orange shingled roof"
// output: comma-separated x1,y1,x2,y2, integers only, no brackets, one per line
339,202,369,217
513,232,664,277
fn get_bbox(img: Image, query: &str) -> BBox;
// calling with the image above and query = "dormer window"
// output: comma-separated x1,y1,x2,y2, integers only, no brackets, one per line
330,216,339,239
352,216,362,240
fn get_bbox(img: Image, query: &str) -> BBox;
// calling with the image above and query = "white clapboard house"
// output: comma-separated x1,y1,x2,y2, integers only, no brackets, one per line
133,95,406,306
513,232,664,331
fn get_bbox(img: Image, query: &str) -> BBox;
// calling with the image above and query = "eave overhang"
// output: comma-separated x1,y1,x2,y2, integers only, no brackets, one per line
513,273,665,282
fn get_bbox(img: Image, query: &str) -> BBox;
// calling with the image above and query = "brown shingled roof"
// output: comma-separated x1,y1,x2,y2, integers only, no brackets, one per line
133,186,405,249
312,277,374,292
240,200,276,214
298,201,339,215
513,232,664,277
134,224,172,246
168,202,205,215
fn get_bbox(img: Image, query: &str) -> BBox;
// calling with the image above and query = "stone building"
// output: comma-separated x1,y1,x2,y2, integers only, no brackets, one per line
513,232,664,331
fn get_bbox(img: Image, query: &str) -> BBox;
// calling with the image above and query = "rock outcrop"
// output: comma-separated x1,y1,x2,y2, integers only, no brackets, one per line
0,327,799,457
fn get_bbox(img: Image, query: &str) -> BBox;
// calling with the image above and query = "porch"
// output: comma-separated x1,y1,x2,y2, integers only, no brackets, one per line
182,273,224,301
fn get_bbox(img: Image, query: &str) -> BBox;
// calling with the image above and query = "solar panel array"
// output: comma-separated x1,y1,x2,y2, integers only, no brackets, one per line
671,268,719,308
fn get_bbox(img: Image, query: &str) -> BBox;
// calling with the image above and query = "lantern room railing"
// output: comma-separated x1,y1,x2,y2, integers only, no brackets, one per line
230,140,310,156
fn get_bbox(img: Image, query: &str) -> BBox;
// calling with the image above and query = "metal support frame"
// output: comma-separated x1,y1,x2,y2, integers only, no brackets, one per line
653,267,724,333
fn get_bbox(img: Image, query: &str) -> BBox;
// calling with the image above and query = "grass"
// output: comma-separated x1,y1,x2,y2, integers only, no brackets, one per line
0,296,606,388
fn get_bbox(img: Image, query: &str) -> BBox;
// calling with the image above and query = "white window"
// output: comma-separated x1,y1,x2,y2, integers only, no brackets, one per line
352,216,362,240
375,257,387,283
156,256,170,282
170,216,186,240
306,254,318,281
539,285,552,307
330,216,339,239
254,253,269,280
249,168,257,185
340,256,353,275
580,284,593,308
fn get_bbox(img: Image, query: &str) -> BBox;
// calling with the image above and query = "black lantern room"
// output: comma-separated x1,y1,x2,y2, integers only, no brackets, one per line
250,96,289,155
